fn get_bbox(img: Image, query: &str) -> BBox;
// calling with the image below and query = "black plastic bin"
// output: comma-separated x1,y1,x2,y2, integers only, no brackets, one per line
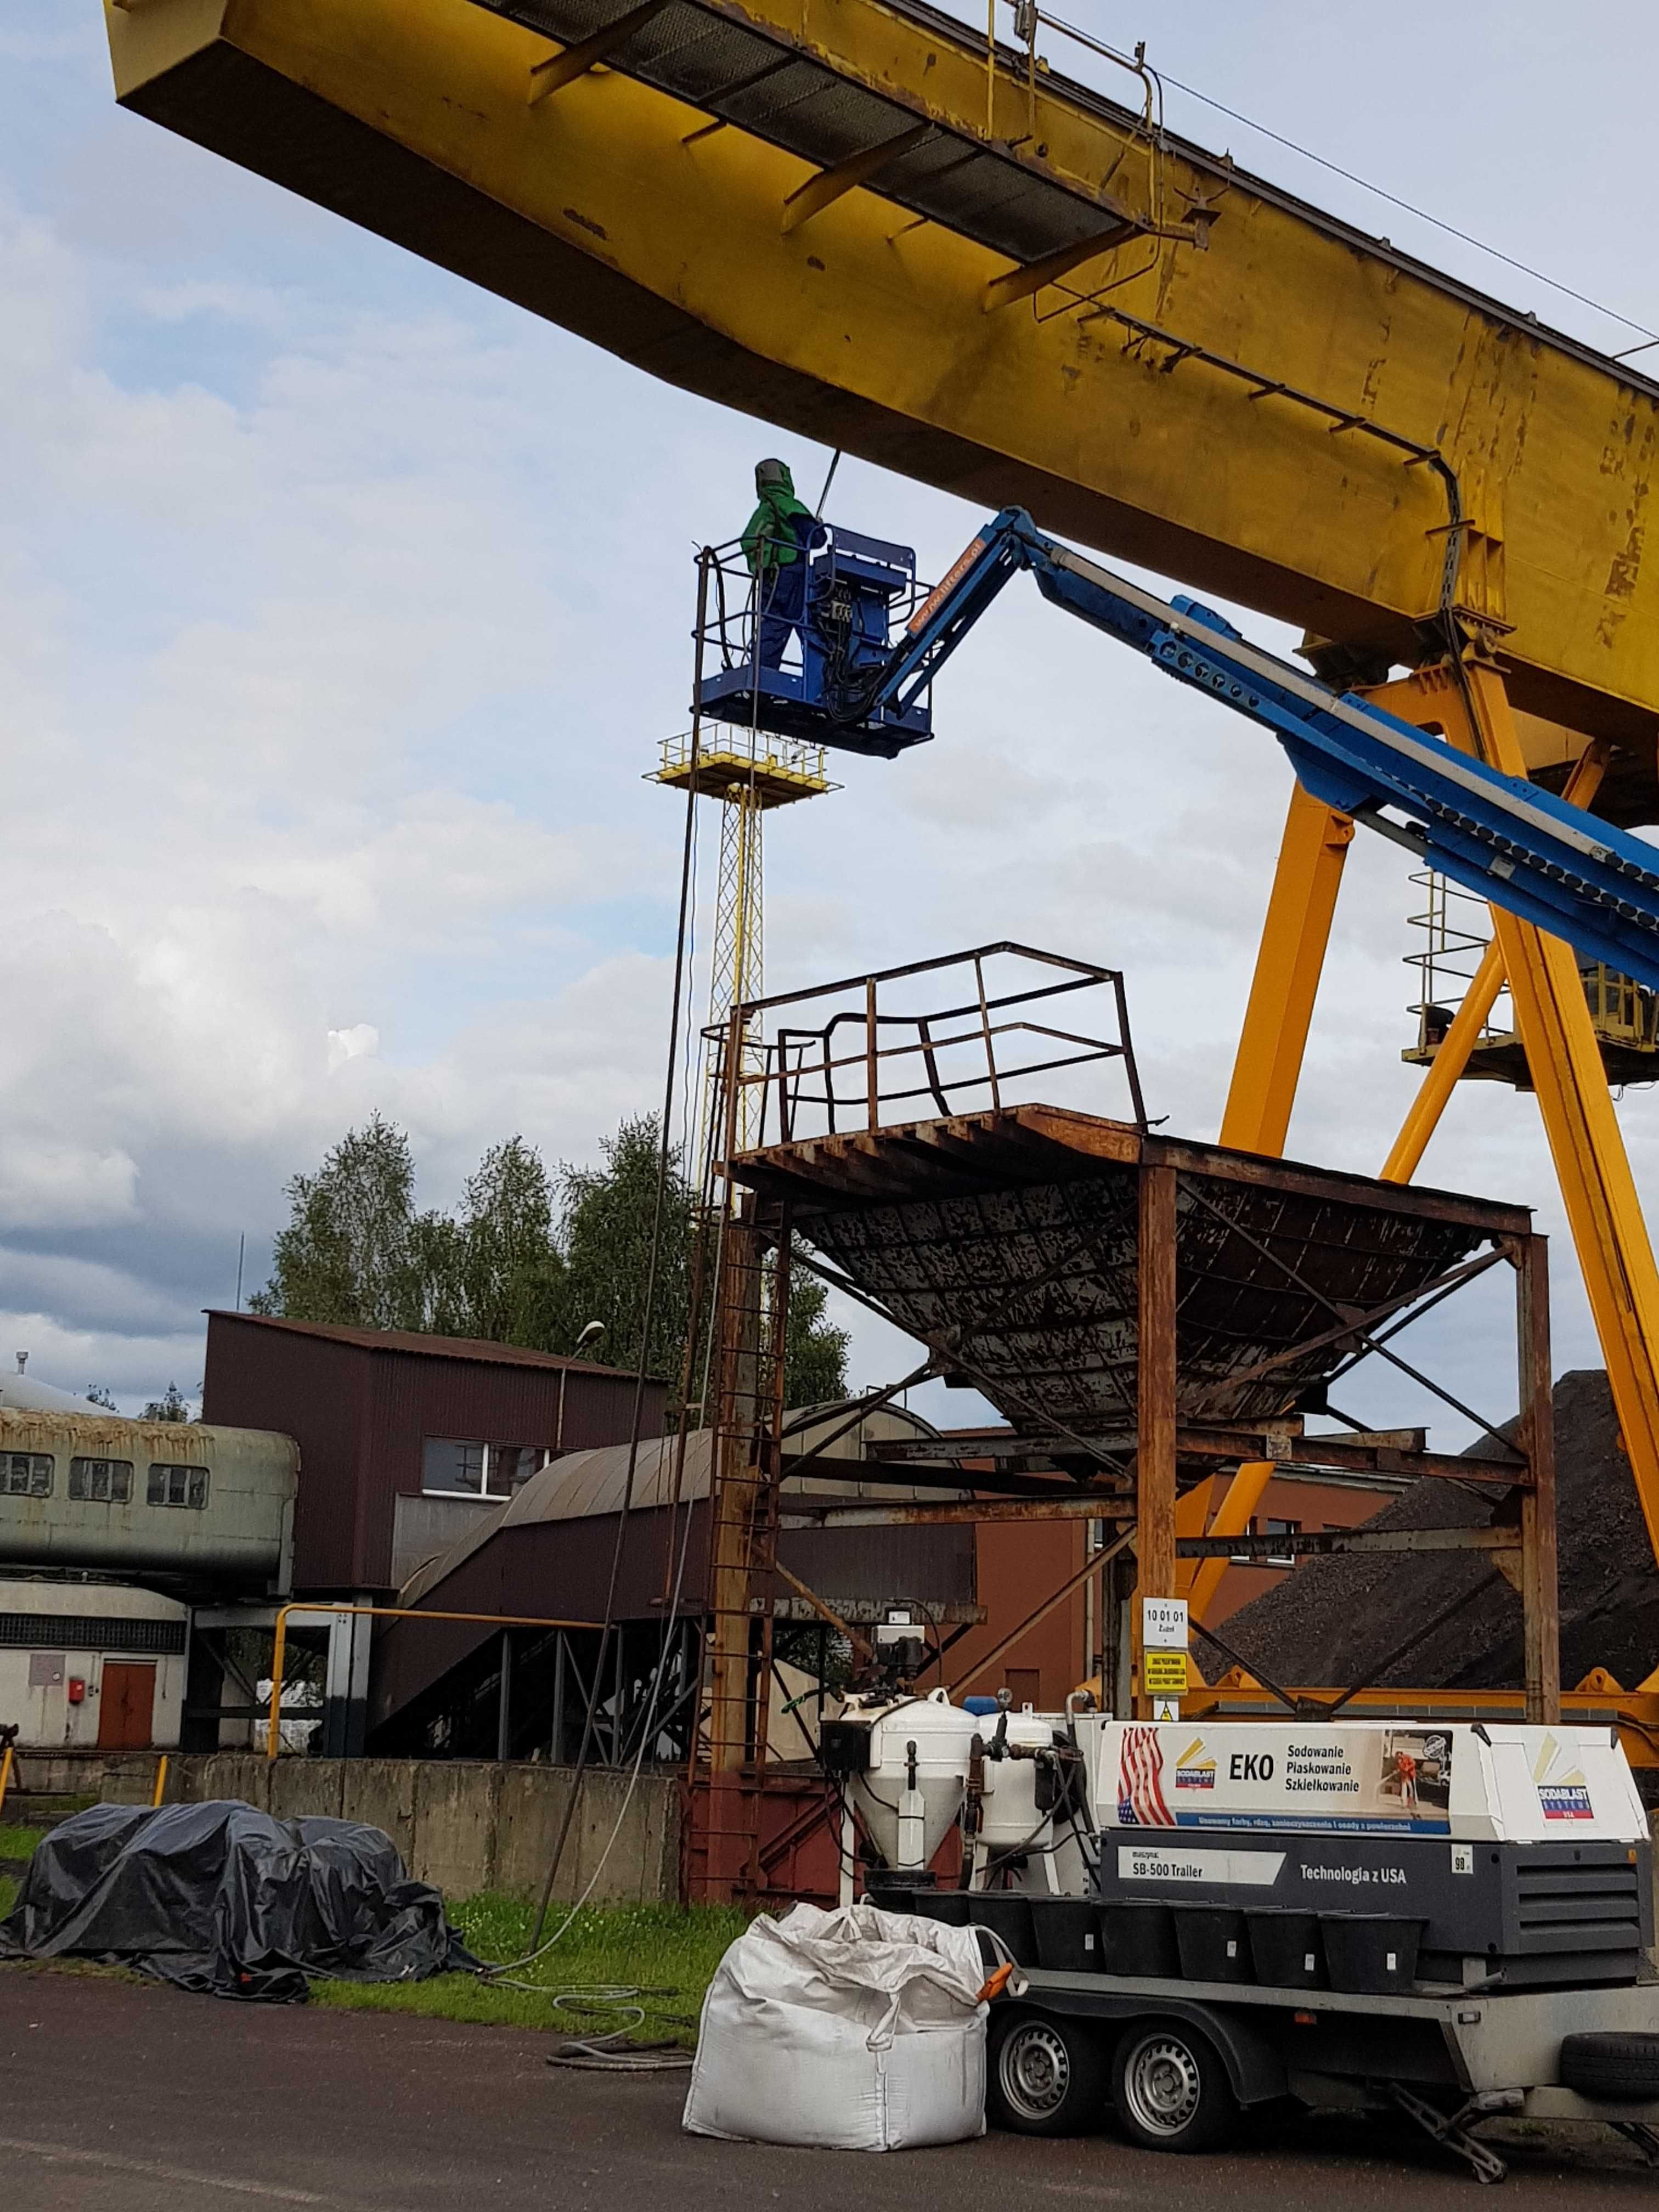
1245,1909,1325,1990
1174,1905,1252,1984
1098,1901,1181,1979
967,1892,1037,1966
1030,1898,1103,1973
1323,1914,1423,1995
865,1883,915,1917
912,1889,970,1928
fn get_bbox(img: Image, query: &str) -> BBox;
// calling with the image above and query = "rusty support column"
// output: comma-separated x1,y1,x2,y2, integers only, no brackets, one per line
1517,1233,1560,1724
1135,1163,1178,1718
699,1194,765,1900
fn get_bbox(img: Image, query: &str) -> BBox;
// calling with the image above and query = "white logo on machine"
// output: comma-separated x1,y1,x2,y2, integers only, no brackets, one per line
1532,1733,1595,1821
1174,1738,1216,1792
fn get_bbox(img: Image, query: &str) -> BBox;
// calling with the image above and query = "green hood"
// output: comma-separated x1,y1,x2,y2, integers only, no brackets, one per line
742,459,812,572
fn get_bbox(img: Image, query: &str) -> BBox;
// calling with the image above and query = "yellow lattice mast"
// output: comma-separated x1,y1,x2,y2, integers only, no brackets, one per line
651,728,833,1173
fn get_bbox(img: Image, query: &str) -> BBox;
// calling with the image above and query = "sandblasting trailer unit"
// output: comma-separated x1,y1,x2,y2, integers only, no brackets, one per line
854,1712,1659,2177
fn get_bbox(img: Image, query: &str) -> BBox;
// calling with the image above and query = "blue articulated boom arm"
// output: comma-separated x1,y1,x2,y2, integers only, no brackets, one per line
868,509,1659,991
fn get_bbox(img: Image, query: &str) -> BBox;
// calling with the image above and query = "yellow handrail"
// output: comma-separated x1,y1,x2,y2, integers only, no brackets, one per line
151,1753,169,1807
264,1604,605,1759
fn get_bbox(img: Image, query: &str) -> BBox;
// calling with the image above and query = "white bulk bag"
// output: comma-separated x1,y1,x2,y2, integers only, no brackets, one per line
683,1900,988,2152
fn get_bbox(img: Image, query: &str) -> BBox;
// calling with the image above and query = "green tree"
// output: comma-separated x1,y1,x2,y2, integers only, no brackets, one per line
252,1109,851,1408
559,1114,695,1384
783,1266,850,1407
456,1137,569,1347
143,1382,191,1423
250,1113,424,1329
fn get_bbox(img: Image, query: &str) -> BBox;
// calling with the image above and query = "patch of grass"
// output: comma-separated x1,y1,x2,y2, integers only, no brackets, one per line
0,1873,15,1920
0,1825,50,1867
311,1895,747,2047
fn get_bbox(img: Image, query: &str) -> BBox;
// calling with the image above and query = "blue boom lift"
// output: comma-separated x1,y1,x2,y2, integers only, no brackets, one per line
699,505,1659,990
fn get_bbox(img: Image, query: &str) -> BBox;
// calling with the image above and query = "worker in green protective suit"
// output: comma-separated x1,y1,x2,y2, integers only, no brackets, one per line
741,458,816,669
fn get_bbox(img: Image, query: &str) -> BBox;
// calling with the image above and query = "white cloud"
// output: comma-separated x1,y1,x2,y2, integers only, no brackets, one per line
326,1024,380,1072
1,5,1655,1445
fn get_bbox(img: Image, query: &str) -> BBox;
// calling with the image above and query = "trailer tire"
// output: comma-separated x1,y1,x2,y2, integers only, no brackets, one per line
1111,2019,1238,2154
1559,2032,1659,2101
987,2009,1110,2136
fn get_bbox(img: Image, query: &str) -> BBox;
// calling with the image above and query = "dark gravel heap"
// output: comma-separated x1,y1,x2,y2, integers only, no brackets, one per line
1218,1369,1659,1694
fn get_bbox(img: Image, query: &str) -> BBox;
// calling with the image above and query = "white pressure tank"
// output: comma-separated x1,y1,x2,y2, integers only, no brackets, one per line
845,1689,981,1871
976,1707,1060,1848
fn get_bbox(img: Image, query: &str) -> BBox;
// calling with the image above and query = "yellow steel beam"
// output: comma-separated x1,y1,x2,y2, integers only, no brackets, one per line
781,122,932,233
1367,665,1659,1572
1184,1460,1276,1625
1220,781,1353,1156
527,0,673,103
1379,742,1610,1184
104,0,1659,772
1381,943,1506,1184
980,222,1144,311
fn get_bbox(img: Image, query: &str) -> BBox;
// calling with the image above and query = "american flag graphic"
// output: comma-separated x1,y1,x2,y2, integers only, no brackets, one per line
1118,1726,1174,1827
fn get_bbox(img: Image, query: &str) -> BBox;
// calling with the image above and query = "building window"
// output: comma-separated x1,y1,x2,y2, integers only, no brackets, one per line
422,1438,546,1500
487,1445,545,1494
148,1463,208,1509
69,1457,134,1504
2,1453,53,1498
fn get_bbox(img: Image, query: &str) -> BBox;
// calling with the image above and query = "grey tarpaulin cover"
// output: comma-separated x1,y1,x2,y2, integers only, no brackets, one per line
0,1799,475,2001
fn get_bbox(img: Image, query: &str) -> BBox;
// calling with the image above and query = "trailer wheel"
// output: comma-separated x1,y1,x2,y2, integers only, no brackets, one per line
1560,2032,1659,2101
1111,2020,1238,2154
987,2010,1109,2136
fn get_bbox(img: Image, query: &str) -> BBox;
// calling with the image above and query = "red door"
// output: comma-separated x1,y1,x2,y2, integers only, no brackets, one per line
97,1661,156,1750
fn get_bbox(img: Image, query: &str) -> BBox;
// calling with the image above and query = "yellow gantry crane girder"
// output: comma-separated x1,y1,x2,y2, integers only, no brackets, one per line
108,0,1659,793
104,1,1659,1653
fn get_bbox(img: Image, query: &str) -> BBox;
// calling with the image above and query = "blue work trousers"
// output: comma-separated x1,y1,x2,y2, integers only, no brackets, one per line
757,558,806,669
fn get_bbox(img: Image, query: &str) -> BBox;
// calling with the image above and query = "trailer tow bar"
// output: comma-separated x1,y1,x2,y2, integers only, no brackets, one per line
1386,2084,1518,2185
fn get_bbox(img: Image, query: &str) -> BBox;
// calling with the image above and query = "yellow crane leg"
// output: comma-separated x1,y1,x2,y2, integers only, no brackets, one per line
1379,745,1610,1185
1367,670,1659,1571
1221,783,1354,1156
1185,1460,1277,1626
1201,788,1350,1634
1380,943,1506,1185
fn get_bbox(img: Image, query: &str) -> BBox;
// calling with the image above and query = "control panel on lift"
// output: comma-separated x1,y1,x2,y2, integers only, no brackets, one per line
695,523,935,759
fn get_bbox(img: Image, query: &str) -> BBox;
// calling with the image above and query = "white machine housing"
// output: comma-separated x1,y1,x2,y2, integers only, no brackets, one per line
1077,1719,1649,1843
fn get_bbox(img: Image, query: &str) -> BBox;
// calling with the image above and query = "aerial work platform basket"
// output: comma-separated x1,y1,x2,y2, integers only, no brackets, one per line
693,522,934,758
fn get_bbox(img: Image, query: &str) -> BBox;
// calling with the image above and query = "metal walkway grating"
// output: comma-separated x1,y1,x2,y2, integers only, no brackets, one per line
471,0,1142,264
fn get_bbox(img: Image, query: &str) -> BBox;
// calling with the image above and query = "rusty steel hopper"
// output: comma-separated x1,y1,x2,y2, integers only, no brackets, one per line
732,1105,1525,1463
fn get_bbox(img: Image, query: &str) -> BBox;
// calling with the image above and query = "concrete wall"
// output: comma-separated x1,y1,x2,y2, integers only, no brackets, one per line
3,1748,680,1905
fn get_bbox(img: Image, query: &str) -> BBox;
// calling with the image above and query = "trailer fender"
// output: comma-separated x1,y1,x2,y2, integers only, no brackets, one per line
1019,1990,1287,2107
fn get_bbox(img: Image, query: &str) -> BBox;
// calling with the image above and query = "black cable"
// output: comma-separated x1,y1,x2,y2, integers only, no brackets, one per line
527,582,708,1950
1146,63,1659,350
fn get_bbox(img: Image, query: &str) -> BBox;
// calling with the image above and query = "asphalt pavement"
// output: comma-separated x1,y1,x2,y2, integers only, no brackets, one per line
2,1968,1655,2211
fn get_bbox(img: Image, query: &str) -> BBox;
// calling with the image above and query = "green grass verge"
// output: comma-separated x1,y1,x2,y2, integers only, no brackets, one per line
311,1896,747,2046
0,1839,740,2049
0,1825,50,1867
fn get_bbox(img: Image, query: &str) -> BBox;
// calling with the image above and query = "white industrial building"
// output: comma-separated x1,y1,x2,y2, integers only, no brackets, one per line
0,1577,190,1750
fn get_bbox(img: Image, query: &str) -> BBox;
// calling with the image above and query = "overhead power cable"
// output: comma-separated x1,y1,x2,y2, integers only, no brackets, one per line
1029,6,1659,354
1150,64,1659,353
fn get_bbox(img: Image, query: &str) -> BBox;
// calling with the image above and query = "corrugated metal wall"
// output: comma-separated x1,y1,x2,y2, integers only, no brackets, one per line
202,1315,665,1594
203,1322,368,1593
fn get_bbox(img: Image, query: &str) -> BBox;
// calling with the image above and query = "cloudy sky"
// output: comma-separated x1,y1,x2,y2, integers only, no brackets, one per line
3,2,1656,1440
